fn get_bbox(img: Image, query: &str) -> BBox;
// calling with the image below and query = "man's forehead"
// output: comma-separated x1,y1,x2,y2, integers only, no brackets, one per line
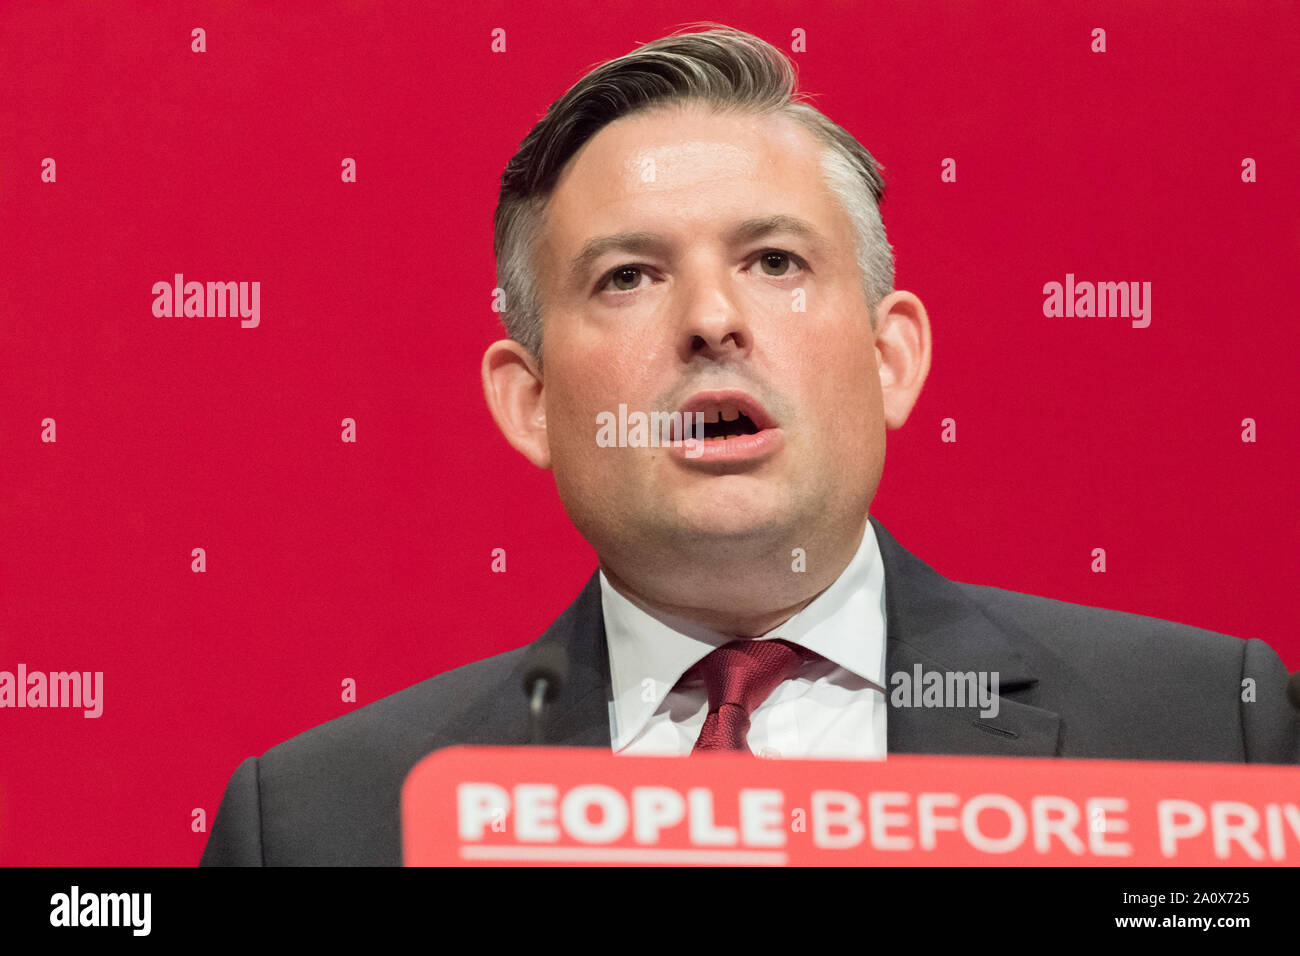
539,105,848,274
552,104,826,212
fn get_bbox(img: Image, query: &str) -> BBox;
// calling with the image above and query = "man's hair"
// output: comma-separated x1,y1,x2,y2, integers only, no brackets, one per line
492,24,894,363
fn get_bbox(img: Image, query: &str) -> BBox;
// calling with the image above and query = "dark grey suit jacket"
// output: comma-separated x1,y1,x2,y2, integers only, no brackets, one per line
199,516,1300,866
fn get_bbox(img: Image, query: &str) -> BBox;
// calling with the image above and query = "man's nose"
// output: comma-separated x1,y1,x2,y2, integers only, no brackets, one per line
675,266,752,359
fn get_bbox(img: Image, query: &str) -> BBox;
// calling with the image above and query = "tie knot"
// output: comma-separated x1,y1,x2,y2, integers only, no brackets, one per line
693,638,810,730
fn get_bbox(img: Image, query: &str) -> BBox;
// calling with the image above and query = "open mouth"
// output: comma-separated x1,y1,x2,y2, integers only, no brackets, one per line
676,392,777,441
671,391,783,463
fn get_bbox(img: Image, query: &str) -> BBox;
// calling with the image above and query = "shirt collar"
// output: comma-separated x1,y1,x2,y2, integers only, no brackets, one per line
600,519,888,751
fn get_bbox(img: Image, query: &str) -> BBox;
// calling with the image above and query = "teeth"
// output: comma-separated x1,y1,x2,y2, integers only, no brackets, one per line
683,401,756,427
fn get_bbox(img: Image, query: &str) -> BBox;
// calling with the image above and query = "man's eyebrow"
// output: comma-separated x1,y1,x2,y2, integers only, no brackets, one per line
727,214,831,252
566,215,833,289
567,232,670,289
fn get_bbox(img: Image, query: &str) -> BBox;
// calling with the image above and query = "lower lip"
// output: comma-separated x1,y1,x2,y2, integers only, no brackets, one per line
667,427,784,465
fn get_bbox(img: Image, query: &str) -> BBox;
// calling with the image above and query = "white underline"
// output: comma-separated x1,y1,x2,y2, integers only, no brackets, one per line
459,845,788,865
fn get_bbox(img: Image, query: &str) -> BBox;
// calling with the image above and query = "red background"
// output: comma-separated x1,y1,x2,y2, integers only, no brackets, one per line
1,1,1296,865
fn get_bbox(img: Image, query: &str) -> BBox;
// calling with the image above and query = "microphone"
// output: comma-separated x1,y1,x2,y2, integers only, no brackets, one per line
1287,670,1300,713
521,642,569,745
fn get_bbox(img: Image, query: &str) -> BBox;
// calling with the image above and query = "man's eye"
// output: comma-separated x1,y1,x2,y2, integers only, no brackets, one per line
597,253,805,294
755,250,804,277
600,266,647,293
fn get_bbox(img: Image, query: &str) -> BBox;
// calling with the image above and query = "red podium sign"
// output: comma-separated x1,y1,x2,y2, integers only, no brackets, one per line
401,747,1300,866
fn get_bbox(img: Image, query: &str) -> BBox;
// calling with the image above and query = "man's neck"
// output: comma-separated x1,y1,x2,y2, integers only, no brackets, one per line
597,516,870,638
600,566,824,637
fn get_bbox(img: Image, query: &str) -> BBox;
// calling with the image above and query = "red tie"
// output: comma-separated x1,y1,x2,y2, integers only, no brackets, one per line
690,639,811,754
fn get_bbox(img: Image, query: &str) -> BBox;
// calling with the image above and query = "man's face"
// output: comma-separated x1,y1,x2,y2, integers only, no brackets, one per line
534,102,886,583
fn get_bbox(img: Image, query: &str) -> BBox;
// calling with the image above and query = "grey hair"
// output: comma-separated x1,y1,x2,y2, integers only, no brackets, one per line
492,24,895,363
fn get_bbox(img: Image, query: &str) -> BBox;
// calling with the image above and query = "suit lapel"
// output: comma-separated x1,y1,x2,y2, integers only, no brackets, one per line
524,572,613,748
871,516,1060,757
415,573,611,752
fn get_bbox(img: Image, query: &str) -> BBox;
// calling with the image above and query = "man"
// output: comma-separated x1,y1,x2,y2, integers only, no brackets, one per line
201,25,1299,866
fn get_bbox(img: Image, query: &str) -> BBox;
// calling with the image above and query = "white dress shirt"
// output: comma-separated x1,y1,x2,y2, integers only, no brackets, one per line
600,519,889,759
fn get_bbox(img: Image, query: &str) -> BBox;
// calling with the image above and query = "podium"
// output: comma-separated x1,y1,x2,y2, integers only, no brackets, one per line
401,746,1300,866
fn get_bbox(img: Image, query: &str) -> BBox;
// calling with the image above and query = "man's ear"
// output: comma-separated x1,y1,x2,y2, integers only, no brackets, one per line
481,339,551,469
872,291,932,430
